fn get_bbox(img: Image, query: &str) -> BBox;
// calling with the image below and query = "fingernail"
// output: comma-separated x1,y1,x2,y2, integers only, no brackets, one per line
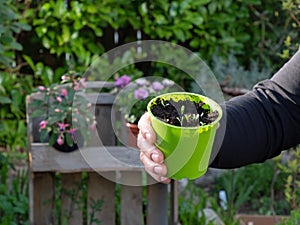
151,153,159,162
153,166,162,174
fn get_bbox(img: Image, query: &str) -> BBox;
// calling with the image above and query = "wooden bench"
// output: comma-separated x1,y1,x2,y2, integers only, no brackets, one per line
26,82,179,225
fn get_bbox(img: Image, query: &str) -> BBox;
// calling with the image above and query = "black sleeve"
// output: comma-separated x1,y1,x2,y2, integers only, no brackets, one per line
210,49,300,169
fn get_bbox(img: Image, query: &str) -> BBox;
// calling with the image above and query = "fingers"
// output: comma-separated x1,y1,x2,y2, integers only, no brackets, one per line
137,112,164,163
137,133,164,163
140,151,171,184
137,112,171,184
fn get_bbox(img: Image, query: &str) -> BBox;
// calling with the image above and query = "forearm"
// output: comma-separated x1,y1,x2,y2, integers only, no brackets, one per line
210,50,300,169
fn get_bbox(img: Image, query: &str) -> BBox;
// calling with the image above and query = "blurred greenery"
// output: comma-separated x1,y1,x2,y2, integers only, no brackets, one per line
1,0,299,153
0,0,299,224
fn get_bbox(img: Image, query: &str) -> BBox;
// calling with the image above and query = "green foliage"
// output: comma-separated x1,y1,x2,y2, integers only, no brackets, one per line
213,169,255,224
212,53,272,89
21,0,291,76
0,72,33,120
32,0,105,70
50,172,103,225
276,146,300,210
139,0,253,57
22,55,60,86
0,0,299,222
0,72,33,151
0,153,29,225
278,209,300,225
178,181,222,225
88,199,103,225
86,48,144,83
279,0,300,59
213,160,290,221
114,75,178,124
30,71,96,147
0,0,30,68
0,120,27,152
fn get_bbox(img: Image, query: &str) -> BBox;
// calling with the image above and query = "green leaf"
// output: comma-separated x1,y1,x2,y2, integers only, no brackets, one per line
0,43,4,54
23,55,36,71
62,25,70,43
0,96,11,104
47,116,61,125
74,19,83,30
31,109,46,117
0,55,13,67
49,132,58,146
40,129,48,142
14,22,31,31
190,39,200,48
30,99,45,106
42,66,54,85
0,34,14,45
173,29,185,42
65,132,74,146
42,37,51,49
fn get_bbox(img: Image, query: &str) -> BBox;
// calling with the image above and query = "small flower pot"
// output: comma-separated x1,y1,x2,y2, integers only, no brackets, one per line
236,214,290,225
147,92,222,180
125,122,139,148
51,131,84,153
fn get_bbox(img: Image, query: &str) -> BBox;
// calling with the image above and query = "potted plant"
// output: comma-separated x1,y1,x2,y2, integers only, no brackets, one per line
147,92,222,180
114,75,179,146
30,71,96,152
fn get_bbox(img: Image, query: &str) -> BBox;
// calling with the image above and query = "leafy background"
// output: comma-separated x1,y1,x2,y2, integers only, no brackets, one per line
0,0,299,224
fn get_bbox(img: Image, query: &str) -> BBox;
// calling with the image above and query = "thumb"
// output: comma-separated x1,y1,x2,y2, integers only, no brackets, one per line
138,112,156,144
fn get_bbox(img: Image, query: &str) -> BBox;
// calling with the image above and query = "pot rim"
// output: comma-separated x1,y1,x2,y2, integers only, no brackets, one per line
147,91,223,130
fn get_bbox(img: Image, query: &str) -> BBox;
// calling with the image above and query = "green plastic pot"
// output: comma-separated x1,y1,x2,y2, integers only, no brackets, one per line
147,92,222,180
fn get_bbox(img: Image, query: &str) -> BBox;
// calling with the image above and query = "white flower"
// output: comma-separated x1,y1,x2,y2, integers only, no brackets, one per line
162,79,175,86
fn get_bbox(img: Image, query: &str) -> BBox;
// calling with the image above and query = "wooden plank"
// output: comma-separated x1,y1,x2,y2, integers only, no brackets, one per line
146,176,169,225
31,172,55,225
93,103,117,146
30,144,143,172
61,173,83,225
170,180,179,225
85,81,115,89
86,92,115,104
120,171,143,225
87,172,116,225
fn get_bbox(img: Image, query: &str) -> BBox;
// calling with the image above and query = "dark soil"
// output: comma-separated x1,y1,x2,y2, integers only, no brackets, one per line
150,98,219,127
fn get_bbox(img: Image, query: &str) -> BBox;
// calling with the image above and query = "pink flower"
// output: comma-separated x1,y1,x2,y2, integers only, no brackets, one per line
89,120,97,131
61,75,69,82
61,89,67,98
134,88,149,100
151,81,164,91
38,86,46,91
39,120,48,130
57,135,63,146
73,80,80,91
56,96,62,102
114,75,131,88
57,123,69,132
79,78,87,88
69,128,76,140
55,108,61,113
162,79,174,86
73,78,87,90
135,78,148,86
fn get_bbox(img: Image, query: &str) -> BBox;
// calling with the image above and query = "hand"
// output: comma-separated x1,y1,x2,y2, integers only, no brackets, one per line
137,112,171,184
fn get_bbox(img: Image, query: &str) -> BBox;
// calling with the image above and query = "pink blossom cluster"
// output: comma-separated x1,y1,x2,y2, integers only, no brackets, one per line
115,75,174,100
36,73,96,147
